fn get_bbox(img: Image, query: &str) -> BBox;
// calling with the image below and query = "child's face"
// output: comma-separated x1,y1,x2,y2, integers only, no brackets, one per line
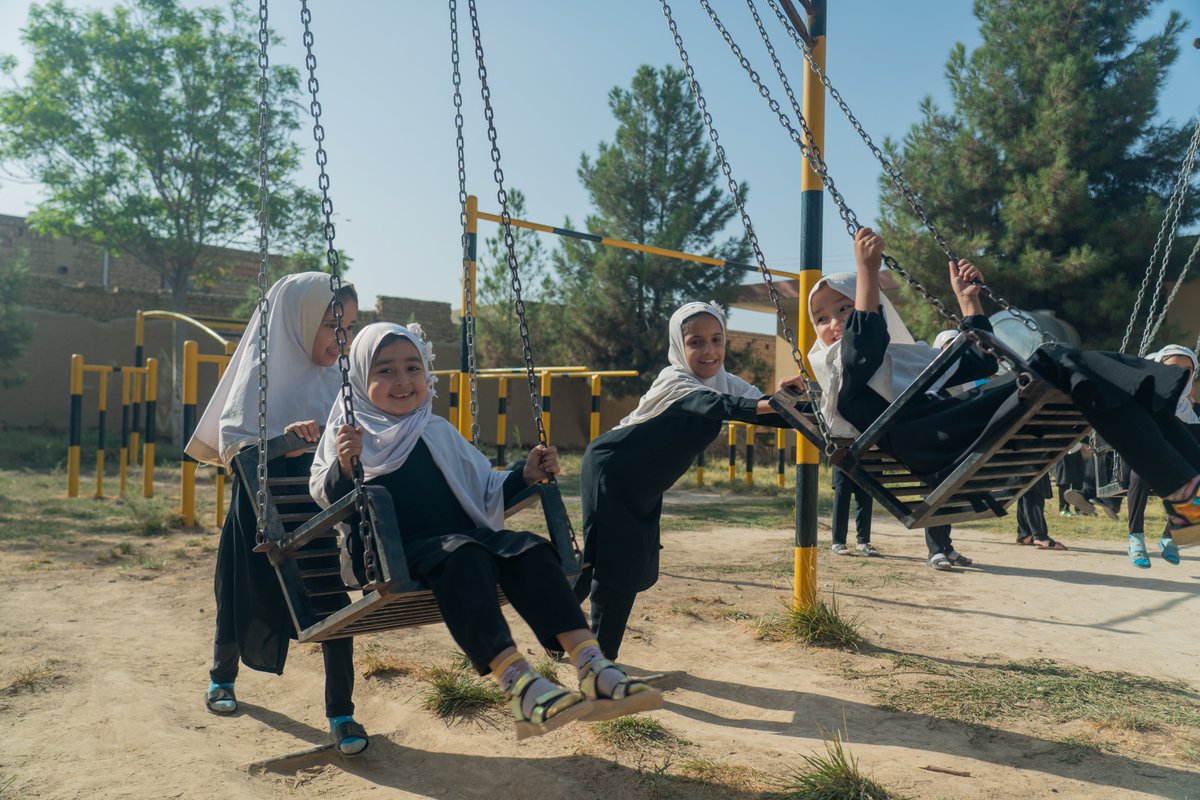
682,314,725,379
367,337,428,416
311,299,359,367
810,283,854,347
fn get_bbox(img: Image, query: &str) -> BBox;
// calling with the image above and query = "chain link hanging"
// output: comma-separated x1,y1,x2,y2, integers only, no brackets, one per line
467,0,545,446
253,0,271,547
762,0,1046,341
449,0,480,446
299,0,379,586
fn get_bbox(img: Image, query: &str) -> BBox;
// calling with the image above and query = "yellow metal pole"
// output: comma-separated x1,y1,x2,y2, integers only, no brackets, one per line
539,372,552,443
119,371,130,496
216,351,232,526
458,194,479,439
131,311,144,465
776,427,787,488
727,422,737,482
67,354,84,498
794,0,826,612
589,375,601,442
94,370,108,498
180,341,198,526
142,357,157,498
696,449,705,487
496,376,508,467
744,424,756,486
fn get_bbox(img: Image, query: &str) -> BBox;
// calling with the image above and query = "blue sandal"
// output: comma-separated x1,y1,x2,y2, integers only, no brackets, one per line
1159,537,1181,565
1127,534,1151,569
329,717,369,756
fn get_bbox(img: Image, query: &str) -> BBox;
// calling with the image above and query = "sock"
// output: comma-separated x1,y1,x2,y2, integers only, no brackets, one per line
495,660,560,718
1166,475,1200,503
208,682,233,692
570,640,623,698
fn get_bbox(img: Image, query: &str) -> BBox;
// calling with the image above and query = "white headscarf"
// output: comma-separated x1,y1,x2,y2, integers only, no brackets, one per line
808,272,950,437
613,301,763,430
184,272,350,467
309,322,511,531
1147,344,1199,424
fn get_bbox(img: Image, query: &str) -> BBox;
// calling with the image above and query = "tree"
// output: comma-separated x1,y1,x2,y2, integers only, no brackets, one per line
473,188,555,368
0,249,33,387
0,0,328,440
876,0,1197,347
552,64,751,392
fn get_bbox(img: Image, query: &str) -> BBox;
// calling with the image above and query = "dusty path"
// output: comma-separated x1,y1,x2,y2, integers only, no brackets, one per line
2,498,1198,799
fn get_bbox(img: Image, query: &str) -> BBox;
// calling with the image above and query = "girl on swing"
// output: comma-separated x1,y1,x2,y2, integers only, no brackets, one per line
808,227,1200,552
576,301,803,660
185,271,368,756
310,322,662,741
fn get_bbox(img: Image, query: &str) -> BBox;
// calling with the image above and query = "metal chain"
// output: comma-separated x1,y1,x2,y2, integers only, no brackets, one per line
659,0,838,446
299,0,378,586
449,0,480,446
762,0,1046,341
254,0,270,547
1145,234,1200,348
467,0,545,445
1134,118,1200,354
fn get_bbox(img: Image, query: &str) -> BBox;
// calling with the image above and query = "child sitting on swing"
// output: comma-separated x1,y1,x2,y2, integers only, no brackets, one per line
309,322,662,740
807,227,1200,547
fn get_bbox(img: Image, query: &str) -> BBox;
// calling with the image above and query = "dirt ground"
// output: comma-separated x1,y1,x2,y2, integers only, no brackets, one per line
2,484,1199,800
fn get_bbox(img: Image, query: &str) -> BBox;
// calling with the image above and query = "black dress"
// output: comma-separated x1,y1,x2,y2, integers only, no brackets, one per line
579,390,787,594
837,309,1199,494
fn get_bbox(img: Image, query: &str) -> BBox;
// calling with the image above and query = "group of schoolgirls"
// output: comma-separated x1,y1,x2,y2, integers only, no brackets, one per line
189,231,1200,753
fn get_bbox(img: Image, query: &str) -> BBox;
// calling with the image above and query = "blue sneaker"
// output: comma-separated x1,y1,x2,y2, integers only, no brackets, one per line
1159,537,1181,565
1127,534,1150,569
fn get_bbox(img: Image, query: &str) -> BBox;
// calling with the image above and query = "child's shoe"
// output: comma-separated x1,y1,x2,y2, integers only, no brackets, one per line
1063,489,1095,516
1127,534,1151,569
856,543,881,557
205,683,237,715
830,543,851,556
1159,537,1181,565
946,550,973,567
577,657,663,722
928,553,953,571
508,670,593,741
329,715,369,756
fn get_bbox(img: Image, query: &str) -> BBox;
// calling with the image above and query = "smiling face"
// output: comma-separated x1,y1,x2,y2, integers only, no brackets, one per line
310,298,358,367
681,313,725,379
810,283,855,347
366,336,429,416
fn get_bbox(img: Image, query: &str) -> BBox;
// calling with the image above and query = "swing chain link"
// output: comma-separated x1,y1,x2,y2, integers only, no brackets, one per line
468,0,546,447
300,0,378,587
254,0,270,548
450,0,480,446
762,0,1046,343
659,0,837,447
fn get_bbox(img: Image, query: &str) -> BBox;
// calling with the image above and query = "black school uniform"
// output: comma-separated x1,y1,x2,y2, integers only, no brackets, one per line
322,440,585,674
837,309,1200,495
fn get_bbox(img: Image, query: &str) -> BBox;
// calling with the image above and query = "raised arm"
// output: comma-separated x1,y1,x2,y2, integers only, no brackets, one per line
949,259,986,318
854,227,883,313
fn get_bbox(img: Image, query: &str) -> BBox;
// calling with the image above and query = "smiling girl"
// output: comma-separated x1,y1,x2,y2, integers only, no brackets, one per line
576,301,803,660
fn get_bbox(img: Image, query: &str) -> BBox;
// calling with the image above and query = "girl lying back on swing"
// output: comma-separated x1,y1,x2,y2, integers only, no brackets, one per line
808,227,1200,547
309,322,662,740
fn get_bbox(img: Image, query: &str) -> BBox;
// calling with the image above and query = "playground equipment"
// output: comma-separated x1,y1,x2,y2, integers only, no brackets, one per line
706,422,795,489
179,340,237,527
66,354,156,498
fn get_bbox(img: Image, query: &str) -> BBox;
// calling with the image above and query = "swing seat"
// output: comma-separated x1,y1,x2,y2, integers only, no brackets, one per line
770,330,1092,529
1091,439,1130,498
234,432,581,643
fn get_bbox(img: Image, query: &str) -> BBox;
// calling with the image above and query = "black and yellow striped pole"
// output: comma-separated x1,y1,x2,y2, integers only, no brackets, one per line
540,372,552,443
776,428,787,488
93,368,108,498
794,0,826,611
181,340,199,526
142,357,157,498
727,422,737,482
131,311,144,466
744,424,756,486
458,195,479,439
67,354,84,497
589,375,602,442
214,341,237,526
495,376,508,467
695,449,705,487
119,370,131,496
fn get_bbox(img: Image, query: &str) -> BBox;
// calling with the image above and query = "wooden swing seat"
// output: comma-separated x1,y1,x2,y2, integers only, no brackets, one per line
1091,441,1130,499
234,432,580,643
770,331,1092,529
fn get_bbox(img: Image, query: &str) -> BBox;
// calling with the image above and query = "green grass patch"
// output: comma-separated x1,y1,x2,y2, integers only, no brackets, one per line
589,716,680,750
756,596,865,650
866,654,1200,730
775,731,904,800
5,661,62,694
419,664,504,719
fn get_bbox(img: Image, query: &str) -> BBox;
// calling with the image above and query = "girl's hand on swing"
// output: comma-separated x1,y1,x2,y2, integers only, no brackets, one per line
523,444,560,484
335,423,363,475
949,259,984,299
854,227,883,274
285,419,321,443
776,374,807,393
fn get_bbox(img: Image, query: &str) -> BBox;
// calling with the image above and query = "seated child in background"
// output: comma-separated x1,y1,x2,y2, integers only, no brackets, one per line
310,322,661,740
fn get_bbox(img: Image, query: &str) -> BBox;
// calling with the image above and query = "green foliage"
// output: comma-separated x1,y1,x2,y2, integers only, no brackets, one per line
876,0,1198,346
0,249,32,387
755,596,865,650
0,0,327,308
552,65,750,392
775,731,903,800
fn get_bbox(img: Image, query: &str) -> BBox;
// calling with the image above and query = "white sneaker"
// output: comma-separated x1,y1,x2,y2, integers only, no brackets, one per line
830,543,851,555
856,543,881,557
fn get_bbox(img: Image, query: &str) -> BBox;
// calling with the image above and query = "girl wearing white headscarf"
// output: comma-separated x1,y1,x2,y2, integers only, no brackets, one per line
1125,344,1200,568
813,227,1200,555
576,301,802,659
189,272,367,756
310,322,661,741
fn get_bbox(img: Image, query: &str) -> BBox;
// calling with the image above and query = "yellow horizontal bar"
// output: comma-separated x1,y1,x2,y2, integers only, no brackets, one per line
563,371,640,378
196,354,231,365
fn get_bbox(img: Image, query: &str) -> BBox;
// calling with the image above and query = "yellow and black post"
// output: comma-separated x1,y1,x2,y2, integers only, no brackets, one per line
776,428,787,488
540,371,552,443
458,195,479,439
67,354,84,497
496,376,508,467
695,449,705,487
589,374,602,442
744,424,756,486
94,369,108,498
215,347,235,526
794,0,826,611
180,340,198,526
142,357,157,498
119,370,131,496
131,311,144,465
727,423,737,482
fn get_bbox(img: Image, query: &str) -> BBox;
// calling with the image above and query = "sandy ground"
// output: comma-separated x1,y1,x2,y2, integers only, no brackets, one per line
2,494,1199,800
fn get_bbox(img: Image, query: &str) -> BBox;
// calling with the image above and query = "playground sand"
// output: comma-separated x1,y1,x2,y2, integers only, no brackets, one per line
1,491,1198,799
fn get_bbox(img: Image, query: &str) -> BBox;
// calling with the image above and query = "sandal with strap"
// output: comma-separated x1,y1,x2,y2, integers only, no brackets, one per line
1159,537,1181,565
205,684,237,715
509,671,593,741
1128,535,1151,569
330,718,370,756
1033,537,1068,551
578,657,663,722
946,550,973,566
928,553,953,571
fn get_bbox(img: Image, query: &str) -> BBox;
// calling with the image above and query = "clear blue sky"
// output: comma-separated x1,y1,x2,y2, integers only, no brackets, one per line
0,0,1195,334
